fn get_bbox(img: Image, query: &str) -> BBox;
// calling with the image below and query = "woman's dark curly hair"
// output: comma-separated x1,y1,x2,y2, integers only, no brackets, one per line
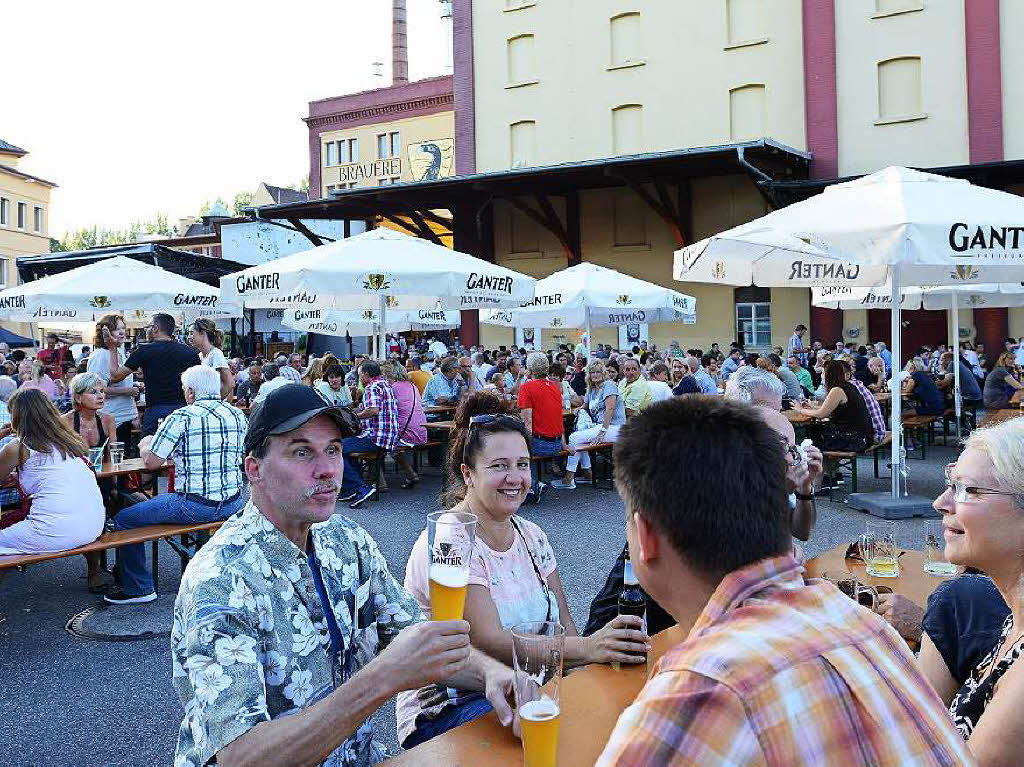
440,391,532,508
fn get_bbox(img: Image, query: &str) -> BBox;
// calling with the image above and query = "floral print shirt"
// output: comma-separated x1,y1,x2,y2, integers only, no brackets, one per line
172,501,422,767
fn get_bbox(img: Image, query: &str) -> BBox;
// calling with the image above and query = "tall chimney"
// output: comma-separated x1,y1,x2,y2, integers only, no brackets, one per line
392,0,409,85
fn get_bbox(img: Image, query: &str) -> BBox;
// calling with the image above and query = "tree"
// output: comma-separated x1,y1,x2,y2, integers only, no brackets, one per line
232,191,254,217
49,237,65,252
199,197,230,217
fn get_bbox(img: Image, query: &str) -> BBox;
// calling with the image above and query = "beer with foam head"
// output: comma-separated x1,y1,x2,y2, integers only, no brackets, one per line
428,563,469,622
519,697,560,767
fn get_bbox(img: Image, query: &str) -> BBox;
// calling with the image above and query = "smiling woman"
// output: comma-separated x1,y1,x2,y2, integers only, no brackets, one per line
936,417,1024,766
397,391,650,749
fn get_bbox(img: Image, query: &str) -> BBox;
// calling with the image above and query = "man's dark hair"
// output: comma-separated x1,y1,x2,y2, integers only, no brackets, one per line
649,361,669,378
152,313,175,337
46,333,58,342
701,353,714,368
613,397,791,580
324,364,345,379
359,360,382,378
767,353,783,368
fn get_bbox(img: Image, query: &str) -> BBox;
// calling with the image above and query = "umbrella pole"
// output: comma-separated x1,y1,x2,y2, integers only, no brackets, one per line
952,292,962,442
890,264,903,499
378,293,387,361
584,316,591,360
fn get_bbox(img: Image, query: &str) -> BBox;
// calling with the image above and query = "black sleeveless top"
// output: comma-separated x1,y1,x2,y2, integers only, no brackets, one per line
950,614,1023,740
831,382,873,438
73,411,107,447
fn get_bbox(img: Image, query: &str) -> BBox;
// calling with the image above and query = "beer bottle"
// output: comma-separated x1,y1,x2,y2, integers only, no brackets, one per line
618,545,647,662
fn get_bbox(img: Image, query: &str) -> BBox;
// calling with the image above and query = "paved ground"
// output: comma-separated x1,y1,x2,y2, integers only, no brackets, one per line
0,440,959,765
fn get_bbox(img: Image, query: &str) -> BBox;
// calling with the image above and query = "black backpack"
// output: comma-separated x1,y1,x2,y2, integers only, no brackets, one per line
583,543,676,637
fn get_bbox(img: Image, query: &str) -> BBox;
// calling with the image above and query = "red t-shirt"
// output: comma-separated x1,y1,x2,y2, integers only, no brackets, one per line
517,378,564,439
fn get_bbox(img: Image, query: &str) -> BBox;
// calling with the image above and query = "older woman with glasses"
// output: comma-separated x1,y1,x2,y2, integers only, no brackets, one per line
552,360,626,490
396,392,648,748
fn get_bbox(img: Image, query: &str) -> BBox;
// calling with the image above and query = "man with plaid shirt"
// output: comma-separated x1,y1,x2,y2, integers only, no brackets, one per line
340,360,398,509
846,364,888,444
596,397,971,767
104,365,247,605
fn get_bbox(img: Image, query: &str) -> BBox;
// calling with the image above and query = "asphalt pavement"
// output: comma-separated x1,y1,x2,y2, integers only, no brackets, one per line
0,440,958,765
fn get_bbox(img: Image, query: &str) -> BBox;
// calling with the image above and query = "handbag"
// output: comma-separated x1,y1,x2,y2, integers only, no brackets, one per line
0,479,31,530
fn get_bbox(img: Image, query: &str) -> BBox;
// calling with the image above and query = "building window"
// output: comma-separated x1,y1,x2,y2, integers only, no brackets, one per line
0,258,7,287
325,141,336,167
507,34,536,84
736,302,772,348
33,206,43,233
726,0,765,45
0,198,8,226
609,12,641,66
17,202,27,230
729,84,766,141
376,132,400,159
390,132,401,158
613,191,646,246
510,208,540,254
611,104,643,155
510,120,537,168
348,138,359,163
877,56,923,121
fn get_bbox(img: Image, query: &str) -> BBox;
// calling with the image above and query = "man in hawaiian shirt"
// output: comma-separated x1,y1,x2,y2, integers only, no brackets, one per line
172,385,514,767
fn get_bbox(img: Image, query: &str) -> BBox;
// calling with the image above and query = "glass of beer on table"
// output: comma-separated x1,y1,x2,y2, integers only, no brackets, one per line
859,520,899,578
512,621,564,767
426,511,477,621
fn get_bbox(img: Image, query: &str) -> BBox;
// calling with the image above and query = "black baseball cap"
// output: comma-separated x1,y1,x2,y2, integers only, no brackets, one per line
244,384,359,455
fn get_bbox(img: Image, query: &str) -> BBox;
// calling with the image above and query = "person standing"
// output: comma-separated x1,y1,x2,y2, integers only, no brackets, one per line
339,360,399,509
106,313,199,437
104,365,247,605
189,318,234,399
36,333,70,379
787,323,807,366
518,352,565,504
87,314,140,452
595,397,974,767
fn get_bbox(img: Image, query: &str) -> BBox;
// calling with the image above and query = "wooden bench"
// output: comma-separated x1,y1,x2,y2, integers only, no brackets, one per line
531,442,615,490
821,433,893,499
349,442,446,495
0,520,223,593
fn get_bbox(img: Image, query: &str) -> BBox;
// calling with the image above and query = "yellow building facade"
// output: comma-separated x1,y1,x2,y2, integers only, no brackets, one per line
457,0,1024,355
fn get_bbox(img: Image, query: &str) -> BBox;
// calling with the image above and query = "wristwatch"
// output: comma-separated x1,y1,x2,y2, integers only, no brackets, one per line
794,492,816,502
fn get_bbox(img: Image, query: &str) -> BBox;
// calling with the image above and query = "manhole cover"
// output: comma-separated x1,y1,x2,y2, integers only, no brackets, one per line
66,605,172,642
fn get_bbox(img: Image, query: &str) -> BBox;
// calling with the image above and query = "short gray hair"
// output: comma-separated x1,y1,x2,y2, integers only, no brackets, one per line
262,362,279,380
0,375,18,403
526,351,549,377
724,366,786,406
963,418,1024,509
70,372,105,407
685,356,700,372
181,365,221,398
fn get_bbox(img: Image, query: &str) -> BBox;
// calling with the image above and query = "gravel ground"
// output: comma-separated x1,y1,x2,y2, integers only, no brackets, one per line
0,440,958,765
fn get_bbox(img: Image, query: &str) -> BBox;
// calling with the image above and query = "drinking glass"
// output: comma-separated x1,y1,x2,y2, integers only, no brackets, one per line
923,519,958,576
859,520,899,577
426,511,477,621
109,441,125,468
512,621,564,767
87,446,104,472
821,570,879,609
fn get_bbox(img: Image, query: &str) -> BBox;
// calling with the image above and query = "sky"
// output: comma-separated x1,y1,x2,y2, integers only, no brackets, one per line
4,0,449,239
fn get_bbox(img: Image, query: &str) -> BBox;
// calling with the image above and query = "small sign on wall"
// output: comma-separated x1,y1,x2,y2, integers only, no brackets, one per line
618,323,648,350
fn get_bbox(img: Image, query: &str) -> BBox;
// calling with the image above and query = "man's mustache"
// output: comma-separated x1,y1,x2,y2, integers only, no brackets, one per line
303,480,340,499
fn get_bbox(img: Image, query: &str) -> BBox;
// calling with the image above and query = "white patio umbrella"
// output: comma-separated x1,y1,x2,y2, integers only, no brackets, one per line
0,256,240,322
675,166,1024,499
282,306,460,340
479,262,696,356
220,227,536,357
814,282,1024,439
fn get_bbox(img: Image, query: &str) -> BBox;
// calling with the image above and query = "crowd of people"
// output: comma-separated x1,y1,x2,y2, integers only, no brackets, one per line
1,318,1023,765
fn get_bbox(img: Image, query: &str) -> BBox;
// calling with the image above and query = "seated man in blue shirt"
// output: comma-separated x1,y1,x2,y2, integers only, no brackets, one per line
422,358,464,419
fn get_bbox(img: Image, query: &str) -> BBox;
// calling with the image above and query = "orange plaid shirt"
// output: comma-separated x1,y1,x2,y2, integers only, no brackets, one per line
596,555,975,767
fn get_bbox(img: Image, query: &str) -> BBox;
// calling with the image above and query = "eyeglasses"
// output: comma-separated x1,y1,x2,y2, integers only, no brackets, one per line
943,464,1018,504
779,436,803,466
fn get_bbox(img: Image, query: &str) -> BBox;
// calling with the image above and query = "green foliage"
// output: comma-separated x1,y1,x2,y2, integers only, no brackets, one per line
49,237,65,252
58,212,175,252
232,191,254,217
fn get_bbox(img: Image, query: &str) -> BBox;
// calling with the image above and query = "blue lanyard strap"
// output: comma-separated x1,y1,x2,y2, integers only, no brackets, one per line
307,548,346,661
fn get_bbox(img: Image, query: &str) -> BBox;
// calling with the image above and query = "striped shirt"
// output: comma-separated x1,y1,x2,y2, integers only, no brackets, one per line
149,395,247,501
360,377,399,451
850,377,888,443
596,556,974,767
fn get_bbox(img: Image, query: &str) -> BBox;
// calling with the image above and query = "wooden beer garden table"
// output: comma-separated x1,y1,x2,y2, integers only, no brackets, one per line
381,543,953,766
424,405,457,417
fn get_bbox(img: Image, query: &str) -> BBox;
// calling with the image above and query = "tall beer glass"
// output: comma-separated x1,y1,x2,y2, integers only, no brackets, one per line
426,511,477,621
512,621,564,767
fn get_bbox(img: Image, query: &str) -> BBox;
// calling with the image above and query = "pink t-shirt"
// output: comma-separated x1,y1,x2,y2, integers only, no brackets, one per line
398,514,558,743
391,379,427,445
